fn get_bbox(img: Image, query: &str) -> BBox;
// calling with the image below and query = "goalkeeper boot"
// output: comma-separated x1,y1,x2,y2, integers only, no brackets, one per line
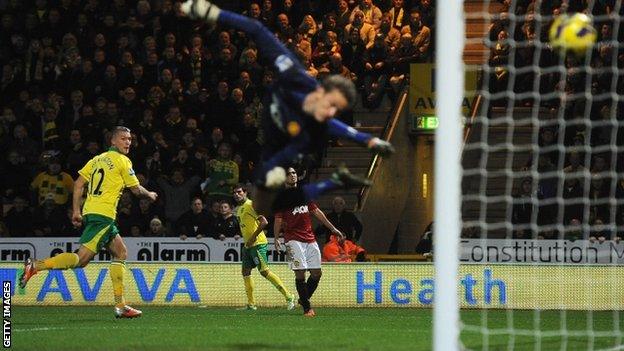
114,305,142,319
180,0,221,24
19,258,37,289
367,137,395,156
330,164,372,189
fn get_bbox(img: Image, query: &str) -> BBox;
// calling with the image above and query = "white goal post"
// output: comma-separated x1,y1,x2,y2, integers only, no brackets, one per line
433,0,464,350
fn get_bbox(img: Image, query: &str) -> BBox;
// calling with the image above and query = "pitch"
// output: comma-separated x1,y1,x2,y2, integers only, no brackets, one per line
9,307,623,350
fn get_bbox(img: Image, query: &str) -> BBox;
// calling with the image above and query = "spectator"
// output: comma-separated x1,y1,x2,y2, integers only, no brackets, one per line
379,13,401,51
208,82,236,134
1,151,30,200
401,8,431,60
350,0,383,29
334,0,351,29
389,33,418,94
156,168,201,226
589,218,617,243
31,193,68,236
12,124,39,166
312,31,341,67
201,142,239,203
415,222,433,254
345,10,376,49
180,47,209,87
322,234,366,262
64,129,89,176
416,0,435,29
321,53,356,82
214,201,241,240
589,173,610,223
341,28,367,79
162,104,186,142
388,0,407,29
299,14,318,39
511,178,534,238
362,33,390,107
170,148,203,178
147,217,168,236
261,0,276,29
116,191,136,235
276,13,296,43
31,157,73,206
4,197,33,236
122,197,159,235
318,196,363,243
176,197,214,240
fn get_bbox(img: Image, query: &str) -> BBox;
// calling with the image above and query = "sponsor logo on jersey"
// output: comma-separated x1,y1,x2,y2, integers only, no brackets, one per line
292,205,309,215
275,54,294,72
287,121,301,136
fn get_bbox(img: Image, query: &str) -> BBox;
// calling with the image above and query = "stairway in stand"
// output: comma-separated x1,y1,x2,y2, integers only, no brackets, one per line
308,98,392,212
464,0,507,65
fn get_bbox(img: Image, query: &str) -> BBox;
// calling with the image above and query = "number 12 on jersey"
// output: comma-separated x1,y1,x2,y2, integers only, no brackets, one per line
89,168,105,195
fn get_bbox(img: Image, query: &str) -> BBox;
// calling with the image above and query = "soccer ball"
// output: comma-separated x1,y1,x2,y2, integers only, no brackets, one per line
549,13,597,54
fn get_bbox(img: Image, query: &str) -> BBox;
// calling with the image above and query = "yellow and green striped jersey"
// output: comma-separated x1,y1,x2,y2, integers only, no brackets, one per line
235,199,268,246
78,148,139,219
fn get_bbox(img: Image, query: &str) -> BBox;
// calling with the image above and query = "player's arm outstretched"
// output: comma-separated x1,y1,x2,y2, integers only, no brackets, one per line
129,185,158,202
311,207,344,239
327,118,395,156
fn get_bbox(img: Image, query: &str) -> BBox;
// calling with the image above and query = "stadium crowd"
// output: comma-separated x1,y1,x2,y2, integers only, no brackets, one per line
0,0,432,238
484,0,624,240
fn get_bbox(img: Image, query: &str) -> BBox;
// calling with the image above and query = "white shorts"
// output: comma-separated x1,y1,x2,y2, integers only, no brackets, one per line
285,240,321,270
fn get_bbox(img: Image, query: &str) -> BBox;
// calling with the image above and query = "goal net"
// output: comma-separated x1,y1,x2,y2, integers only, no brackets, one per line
436,0,624,350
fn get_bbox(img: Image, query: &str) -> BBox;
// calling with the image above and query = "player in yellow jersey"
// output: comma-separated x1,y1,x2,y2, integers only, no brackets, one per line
19,126,158,319
232,184,295,310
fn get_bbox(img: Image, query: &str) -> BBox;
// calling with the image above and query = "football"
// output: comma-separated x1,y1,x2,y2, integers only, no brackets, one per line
549,13,597,54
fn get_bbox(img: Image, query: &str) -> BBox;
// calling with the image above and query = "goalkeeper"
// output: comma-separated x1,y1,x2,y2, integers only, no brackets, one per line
181,0,394,214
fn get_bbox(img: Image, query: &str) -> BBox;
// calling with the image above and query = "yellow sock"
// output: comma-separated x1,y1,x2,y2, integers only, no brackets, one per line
263,270,290,299
37,253,79,271
110,260,126,306
243,275,255,306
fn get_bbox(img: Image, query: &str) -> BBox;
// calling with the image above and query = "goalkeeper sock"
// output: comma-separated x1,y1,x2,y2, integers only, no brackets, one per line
306,276,321,299
37,253,79,271
243,275,255,306
263,270,290,299
303,180,340,202
295,279,310,312
110,260,126,306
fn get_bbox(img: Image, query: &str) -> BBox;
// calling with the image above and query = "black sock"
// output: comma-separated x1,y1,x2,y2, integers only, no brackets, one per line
295,279,310,312
306,276,320,299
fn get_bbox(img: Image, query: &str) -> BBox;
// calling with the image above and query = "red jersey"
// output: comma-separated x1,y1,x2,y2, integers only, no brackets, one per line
275,201,318,243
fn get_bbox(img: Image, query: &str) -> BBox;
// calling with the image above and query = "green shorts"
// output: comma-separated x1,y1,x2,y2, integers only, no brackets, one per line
79,214,119,253
242,243,269,272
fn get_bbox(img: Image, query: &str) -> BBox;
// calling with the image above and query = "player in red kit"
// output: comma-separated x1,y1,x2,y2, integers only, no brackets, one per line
273,167,343,317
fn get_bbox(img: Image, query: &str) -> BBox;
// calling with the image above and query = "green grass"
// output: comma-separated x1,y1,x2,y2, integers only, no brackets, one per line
9,307,624,350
